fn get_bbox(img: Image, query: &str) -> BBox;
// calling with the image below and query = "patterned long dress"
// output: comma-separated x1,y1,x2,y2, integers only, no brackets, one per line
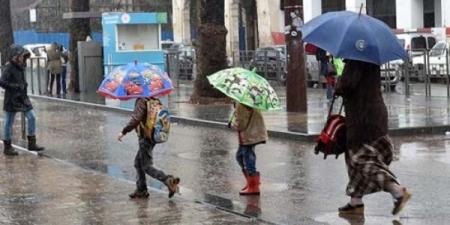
335,60,399,197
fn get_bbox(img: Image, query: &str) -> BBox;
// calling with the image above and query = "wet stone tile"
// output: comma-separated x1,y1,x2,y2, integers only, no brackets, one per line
0,153,265,225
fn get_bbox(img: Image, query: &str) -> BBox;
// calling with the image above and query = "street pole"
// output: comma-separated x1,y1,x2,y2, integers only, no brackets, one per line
284,0,307,112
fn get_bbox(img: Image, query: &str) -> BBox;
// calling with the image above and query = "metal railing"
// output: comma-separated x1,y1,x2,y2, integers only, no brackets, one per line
231,50,286,84
165,49,196,82
380,47,450,98
25,57,48,95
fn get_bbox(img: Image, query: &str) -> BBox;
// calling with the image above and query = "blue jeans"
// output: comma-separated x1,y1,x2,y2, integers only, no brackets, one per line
4,110,36,140
61,65,67,94
236,145,257,176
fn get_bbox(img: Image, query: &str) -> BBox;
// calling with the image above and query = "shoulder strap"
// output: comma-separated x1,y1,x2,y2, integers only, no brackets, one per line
328,96,344,118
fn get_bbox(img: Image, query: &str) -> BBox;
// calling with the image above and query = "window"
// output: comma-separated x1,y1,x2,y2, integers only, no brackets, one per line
429,42,446,57
411,37,426,50
116,24,160,51
366,0,396,28
423,0,435,28
427,37,436,49
322,0,345,13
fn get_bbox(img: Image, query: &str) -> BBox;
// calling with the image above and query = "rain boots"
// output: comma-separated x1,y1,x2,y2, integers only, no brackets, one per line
164,175,180,198
3,140,18,156
240,172,260,195
27,136,45,151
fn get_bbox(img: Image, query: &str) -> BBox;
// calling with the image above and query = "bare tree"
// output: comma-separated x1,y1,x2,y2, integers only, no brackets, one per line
191,0,227,103
68,0,90,93
0,0,14,65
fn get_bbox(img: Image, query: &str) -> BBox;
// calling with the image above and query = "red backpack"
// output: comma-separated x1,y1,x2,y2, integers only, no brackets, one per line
314,97,347,159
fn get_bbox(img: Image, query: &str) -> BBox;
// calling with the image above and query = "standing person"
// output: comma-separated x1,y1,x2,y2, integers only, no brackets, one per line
229,102,268,195
60,46,68,95
46,42,62,96
315,47,328,78
325,55,337,100
0,45,45,155
335,60,411,215
117,97,180,199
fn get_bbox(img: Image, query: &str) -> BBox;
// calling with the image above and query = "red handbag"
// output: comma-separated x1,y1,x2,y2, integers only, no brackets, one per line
314,96,347,159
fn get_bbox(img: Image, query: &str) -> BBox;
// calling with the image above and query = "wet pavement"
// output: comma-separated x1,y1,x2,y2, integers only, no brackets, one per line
2,97,450,224
28,80,450,136
0,150,266,225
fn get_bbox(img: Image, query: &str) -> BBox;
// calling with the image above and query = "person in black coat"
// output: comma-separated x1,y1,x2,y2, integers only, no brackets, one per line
0,44,45,155
335,60,411,216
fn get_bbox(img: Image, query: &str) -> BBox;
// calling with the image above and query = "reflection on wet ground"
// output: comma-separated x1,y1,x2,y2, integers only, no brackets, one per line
0,152,265,225
27,80,450,135
2,97,450,224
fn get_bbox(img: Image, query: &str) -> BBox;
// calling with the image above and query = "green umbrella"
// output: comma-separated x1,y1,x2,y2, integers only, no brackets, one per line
207,68,282,111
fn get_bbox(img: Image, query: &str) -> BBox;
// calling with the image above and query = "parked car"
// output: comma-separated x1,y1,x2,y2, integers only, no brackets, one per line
381,33,438,85
396,32,437,55
166,43,196,80
23,43,50,68
410,40,449,80
249,46,287,83
23,43,68,69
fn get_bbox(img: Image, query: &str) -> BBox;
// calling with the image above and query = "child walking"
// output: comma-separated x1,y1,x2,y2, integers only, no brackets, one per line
118,97,180,199
229,102,268,195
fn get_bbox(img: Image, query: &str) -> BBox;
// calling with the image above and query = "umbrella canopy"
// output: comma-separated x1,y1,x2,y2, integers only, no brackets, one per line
301,11,407,65
98,62,173,100
207,68,282,111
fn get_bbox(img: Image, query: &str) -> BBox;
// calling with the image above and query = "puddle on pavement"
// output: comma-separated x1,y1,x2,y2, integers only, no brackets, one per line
313,212,415,225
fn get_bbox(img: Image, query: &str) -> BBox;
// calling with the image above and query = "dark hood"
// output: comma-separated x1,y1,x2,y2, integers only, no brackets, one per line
9,44,30,60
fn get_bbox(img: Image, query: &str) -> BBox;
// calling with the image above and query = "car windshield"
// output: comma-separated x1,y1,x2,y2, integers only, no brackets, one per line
429,42,447,57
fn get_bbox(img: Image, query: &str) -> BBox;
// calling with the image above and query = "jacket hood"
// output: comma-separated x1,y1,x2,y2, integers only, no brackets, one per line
9,44,30,60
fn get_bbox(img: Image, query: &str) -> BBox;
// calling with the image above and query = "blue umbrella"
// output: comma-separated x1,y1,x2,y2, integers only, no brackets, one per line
301,11,407,65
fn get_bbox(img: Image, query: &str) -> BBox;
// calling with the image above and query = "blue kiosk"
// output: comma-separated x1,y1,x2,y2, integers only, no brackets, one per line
102,12,167,73
101,12,168,107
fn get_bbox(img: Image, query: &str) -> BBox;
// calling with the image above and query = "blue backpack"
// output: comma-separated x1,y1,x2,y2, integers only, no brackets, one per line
140,99,171,143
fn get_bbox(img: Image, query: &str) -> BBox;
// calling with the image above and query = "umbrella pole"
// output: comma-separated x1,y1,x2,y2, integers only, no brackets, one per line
358,3,364,16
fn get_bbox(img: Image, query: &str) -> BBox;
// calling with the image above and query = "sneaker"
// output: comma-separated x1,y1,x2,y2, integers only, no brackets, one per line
165,176,180,198
392,188,412,215
338,203,364,215
129,190,149,199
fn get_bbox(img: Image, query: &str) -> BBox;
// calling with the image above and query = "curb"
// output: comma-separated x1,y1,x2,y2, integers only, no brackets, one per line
28,94,450,140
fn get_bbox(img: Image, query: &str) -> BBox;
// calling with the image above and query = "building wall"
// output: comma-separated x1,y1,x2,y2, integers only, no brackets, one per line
396,0,424,29
441,0,450,27
256,0,284,47
172,0,190,43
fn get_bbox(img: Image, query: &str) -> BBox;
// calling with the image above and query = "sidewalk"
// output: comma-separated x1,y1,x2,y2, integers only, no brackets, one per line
2,96,450,225
44,80,450,138
0,149,266,225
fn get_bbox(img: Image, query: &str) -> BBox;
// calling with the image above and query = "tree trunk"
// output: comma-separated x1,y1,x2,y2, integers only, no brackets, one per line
68,0,91,93
191,0,228,104
0,0,14,65
284,0,307,112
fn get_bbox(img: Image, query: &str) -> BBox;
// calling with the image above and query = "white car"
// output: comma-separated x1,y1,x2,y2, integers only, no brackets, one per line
23,43,51,68
411,41,449,79
23,43,68,69
382,32,439,83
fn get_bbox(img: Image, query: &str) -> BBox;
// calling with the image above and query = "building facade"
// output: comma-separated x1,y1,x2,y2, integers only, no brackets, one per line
172,0,450,56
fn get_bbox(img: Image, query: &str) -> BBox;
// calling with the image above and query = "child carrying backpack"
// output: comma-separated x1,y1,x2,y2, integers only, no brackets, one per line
118,97,180,199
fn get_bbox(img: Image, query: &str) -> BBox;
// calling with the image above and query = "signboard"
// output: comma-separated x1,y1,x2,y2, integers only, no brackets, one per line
30,9,37,22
